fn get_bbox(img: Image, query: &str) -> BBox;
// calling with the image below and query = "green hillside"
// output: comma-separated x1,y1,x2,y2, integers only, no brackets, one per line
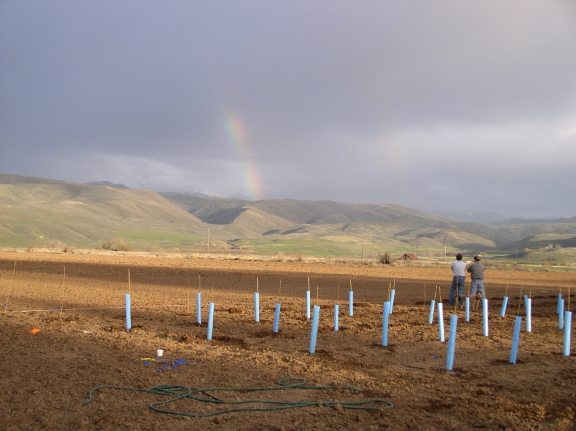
486,233,576,267
0,174,225,249
2,174,576,260
163,193,576,258
495,232,576,251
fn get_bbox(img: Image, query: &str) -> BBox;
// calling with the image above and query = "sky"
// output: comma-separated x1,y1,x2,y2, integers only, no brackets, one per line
1,0,576,218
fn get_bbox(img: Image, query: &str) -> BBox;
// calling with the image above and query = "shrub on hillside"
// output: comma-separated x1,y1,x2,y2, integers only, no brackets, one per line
99,238,132,252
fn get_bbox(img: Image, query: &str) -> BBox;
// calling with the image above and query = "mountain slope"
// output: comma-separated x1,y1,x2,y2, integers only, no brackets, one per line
3,174,576,256
500,233,576,251
0,174,227,248
163,193,522,251
85,181,130,189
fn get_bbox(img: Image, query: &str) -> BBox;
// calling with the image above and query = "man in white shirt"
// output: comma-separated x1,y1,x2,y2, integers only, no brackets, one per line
449,253,466,306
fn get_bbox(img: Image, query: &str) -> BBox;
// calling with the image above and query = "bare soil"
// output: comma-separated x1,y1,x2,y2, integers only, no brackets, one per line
0,251,575,431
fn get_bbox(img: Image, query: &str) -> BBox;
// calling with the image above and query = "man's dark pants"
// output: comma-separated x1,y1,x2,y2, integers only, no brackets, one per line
449,276,465,305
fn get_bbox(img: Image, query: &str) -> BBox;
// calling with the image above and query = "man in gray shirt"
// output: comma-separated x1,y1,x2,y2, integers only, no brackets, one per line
467,255,485,299
449,253,467,306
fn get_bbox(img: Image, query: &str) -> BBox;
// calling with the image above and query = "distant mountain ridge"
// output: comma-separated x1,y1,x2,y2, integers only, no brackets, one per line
432,210,515,223
490,217,576,225
161,191,228,198
161,192,576,253
85,181,130,189
2,173,576,256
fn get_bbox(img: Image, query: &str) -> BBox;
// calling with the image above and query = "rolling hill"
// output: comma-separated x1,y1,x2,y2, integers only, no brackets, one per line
0,174,227,249
2,174,576,258
161,192,576,256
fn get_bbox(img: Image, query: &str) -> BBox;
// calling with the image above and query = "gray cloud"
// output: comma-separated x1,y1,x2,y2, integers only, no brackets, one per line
1,0,575,216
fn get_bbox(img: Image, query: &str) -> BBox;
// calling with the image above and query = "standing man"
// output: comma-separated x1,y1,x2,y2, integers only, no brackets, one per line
449,253,466,306
467,255,485,300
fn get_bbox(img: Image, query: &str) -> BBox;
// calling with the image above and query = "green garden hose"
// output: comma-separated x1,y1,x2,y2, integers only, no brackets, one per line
82,378,393,418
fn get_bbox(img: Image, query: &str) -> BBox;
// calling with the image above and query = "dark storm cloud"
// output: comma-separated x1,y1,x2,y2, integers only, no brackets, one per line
1,1,575,216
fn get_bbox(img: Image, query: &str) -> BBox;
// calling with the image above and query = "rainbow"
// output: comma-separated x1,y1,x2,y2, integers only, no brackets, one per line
225,114,264,200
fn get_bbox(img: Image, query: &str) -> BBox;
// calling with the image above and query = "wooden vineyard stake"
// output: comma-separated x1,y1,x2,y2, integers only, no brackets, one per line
60,266,65,317
4,261,17,315
454,293,458,314
187,273,190,314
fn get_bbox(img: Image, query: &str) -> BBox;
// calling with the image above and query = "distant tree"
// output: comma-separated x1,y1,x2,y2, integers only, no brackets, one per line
379,252,391,264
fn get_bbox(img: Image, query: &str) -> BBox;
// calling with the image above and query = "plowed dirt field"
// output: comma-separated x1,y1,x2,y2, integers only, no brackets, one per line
1,251,575,430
